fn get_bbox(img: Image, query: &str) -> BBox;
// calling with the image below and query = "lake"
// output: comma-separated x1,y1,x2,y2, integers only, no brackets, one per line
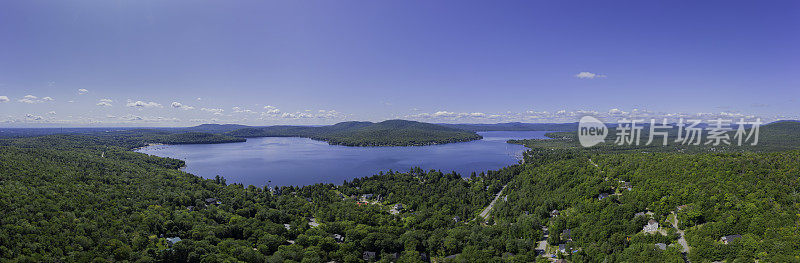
136,131,551,186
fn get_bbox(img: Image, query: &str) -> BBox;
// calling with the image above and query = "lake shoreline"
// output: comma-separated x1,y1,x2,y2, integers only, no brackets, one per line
136,131,554,187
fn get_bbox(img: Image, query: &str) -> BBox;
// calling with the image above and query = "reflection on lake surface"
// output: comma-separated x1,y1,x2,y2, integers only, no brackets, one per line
137,131,551,186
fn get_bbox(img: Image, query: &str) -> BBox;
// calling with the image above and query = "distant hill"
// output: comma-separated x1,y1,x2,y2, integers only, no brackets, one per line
510,120,800,153
226,119,482,146
179,124,252,134
440,122,577,131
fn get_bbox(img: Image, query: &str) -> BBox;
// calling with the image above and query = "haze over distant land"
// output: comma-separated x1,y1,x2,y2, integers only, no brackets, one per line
1,1,798,127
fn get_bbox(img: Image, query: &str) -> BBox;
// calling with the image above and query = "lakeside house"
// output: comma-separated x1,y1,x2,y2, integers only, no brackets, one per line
643,219,659,233
655,243,667,250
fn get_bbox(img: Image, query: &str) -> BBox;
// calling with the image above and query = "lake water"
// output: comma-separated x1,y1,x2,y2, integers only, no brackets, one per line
137,131,550,186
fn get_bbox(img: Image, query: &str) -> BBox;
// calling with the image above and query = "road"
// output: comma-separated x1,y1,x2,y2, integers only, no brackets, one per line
478,184,507,219
671,212,690,253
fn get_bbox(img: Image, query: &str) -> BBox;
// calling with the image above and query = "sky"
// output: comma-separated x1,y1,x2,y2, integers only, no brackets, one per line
1,0,798,127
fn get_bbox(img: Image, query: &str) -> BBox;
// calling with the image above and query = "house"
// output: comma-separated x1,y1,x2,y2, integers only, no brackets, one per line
283,224,291,230
166,237,182,247
308,218,319,227
453,216,461,223
550,209,560,217
445,254,460,259
721,234,742,244
394,203,404,210
205,198,217,204
643,219,659,233
634,212,646,217
598,193,610,200
558,243,569,254
333,234,344,243
676,205,689,211
655,243,667,250
362,251,377,261
362,194,373,199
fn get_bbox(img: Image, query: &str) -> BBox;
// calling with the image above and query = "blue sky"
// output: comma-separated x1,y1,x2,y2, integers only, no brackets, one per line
1,0,797,127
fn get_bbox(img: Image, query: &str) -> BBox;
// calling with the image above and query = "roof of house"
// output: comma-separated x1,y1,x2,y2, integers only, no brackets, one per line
166,237,182,244
655,243,667,250
648,219,658,225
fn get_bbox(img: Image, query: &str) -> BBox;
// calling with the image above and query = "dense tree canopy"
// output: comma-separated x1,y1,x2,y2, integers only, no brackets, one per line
1,121,799,262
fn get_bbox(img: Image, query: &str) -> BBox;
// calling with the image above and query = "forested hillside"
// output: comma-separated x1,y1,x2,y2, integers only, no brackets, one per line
440,122,576,132
1,121,799,262
508,120,800,153
226,120,482,146
491,148,800,262
0,135,524,262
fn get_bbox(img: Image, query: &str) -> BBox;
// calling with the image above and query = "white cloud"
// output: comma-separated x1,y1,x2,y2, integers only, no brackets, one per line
47,111,56,115
171,101,195,110
232,106,256,114
608,108,627,116
263,105,281,114
126,100,162,108
575,72,607,79
272,109,344,120
99,98,113,103
0,96,8,102
97,101,113,107
25,114,44,121
18,95,54,104
201,108,225,115
77,88,89,95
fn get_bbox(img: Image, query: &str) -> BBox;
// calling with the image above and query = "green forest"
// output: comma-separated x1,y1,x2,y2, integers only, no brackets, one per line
225,120,482,146
0,121,799,262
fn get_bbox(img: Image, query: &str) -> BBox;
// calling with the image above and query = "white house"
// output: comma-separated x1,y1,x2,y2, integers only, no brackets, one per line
643,219,659,233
